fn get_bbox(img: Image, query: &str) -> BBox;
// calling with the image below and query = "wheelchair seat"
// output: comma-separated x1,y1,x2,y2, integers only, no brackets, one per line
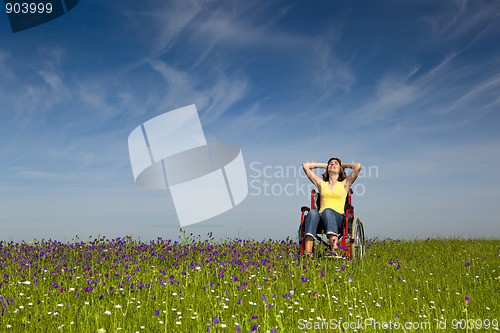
298,188,365,260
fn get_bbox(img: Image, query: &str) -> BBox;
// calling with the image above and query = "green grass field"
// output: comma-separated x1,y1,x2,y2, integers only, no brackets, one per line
1,234,499,332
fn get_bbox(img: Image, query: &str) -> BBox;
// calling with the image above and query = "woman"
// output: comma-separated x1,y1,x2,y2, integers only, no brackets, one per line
302,158,362,258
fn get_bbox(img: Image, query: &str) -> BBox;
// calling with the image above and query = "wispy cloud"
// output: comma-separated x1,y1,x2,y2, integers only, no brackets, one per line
131,0,293,58
0,50,12,78
444,72,500,114
1,46,72,128
204,101,276,141
423,0,500,45
126,0,357,134
124,0,202,58
310,26,355,94
348,66,422,128
347,45,500,133
148,59,249,124
185,2,294,68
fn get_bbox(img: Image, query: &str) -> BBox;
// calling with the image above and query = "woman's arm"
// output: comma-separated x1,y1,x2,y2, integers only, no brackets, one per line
302,162,326,189
342,162,362,188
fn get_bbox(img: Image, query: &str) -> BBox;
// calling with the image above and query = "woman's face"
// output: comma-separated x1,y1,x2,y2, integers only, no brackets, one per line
328,159,341,173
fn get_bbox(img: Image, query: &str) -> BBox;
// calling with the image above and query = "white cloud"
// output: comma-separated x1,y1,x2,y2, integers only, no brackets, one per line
129,0,203,58
423,0,500,45
348,67,421,128
0,46,72,128
38,70,69,98
444,72,500,113
148,59,249,124
133,0,354,103
347,46,500,133
0,50,12,78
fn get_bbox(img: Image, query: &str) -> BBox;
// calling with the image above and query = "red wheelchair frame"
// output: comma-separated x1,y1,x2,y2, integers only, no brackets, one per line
298,188,365,260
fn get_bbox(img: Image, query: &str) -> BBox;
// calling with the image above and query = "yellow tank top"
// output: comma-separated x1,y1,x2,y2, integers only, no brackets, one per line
319,181,347,214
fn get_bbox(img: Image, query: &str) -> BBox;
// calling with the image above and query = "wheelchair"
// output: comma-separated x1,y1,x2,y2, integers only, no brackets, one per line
298,188,365,260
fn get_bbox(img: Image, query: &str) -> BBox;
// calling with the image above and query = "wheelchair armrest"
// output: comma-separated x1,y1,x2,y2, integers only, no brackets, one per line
301,206,310,212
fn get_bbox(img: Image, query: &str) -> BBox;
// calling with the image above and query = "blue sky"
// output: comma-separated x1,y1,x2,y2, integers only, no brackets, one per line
1,0,499,242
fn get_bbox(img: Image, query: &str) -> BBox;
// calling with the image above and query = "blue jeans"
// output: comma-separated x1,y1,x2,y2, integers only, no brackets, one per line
304,208,345,238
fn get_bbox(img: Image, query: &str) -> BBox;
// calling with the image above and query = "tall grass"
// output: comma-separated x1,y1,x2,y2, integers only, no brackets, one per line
1,233,499,332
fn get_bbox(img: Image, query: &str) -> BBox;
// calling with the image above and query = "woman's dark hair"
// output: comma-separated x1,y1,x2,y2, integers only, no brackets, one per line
322,157,346,182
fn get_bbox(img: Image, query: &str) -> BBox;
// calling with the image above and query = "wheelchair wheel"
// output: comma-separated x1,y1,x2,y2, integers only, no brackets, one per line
350,217,365,260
